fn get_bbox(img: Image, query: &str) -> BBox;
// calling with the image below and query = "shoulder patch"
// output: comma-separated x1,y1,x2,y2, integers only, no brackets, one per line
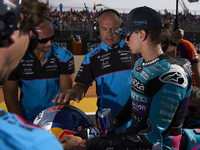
159,64,188,88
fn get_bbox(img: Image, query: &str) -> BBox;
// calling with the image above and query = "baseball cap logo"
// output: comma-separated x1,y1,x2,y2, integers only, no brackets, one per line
133,21,147,25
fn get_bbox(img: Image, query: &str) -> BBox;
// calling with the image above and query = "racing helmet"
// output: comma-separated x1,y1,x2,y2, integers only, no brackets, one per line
33,104,95,141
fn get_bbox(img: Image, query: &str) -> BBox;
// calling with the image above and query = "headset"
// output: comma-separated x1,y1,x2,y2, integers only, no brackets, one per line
0,0,21,47
93,9,122,35
27,17,60,53
45,17,60,37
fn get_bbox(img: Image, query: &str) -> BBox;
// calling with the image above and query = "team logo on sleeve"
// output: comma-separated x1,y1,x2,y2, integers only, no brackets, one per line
159,64,187,88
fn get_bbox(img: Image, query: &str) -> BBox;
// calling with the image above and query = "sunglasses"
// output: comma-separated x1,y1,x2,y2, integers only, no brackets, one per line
31,28,55,44
188,106,200,113
126,30,140,41
27,28,55,53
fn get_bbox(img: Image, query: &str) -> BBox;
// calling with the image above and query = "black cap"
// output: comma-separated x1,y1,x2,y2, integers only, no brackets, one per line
115,6,163,35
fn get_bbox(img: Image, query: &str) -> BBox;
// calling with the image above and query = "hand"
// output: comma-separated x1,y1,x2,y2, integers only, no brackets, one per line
61,135,87,150
52,88,81,104
170,29,184,44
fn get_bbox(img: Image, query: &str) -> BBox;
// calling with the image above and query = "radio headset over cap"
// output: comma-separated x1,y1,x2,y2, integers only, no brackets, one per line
0,0,21,47
93,9,122,35
114,6,164,36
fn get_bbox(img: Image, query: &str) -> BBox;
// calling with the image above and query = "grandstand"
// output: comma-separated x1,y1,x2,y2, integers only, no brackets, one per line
48,5,200,54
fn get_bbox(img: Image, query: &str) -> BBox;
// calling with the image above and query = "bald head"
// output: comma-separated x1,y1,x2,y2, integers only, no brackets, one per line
98,11,121,47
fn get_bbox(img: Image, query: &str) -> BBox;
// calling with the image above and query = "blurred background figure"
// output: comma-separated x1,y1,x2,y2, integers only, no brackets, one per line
183,86,200,128
190,33,196,41
161,23,200,88
59,3,63,12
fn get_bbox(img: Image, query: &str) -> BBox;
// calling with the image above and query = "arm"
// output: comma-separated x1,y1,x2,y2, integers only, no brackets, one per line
52,82,89,104
165,29,184,58
59,74,74,104
2,80,24,117
192,62,200,88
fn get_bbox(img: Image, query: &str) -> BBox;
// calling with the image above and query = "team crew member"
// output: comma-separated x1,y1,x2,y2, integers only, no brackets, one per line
52,9,141,133
161,23,200,88
3,19,75,122
60,6,192,150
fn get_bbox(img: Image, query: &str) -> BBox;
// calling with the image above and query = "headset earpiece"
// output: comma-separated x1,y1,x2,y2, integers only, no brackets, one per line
45,17,60,37
0,0,21,47
93,21,99,35
93,9,122,36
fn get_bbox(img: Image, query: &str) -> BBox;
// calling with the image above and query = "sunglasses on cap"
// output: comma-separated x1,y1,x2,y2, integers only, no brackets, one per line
188,105,200,113
125,30,140,41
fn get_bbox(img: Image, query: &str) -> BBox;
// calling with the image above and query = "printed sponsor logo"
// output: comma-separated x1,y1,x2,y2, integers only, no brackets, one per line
135,66,142,72
54,42,68,49
22,64,33,67
118,50,131,53
100,53,111,58
21,59,34,63
167,97,179,103
100,57,110,62
157,117,172,123
162,88,181,97
160,110,174,117
131,91,147,103
120,52,129,56
140,71,149,80
87,43,101,52
142,58,159,67
46,65,57,68
101,61,111,69
159,65,187,88
23,68,34,75
185,129,196,144
132,78,144,92
132,113,143,123
120,56,131,60
133,20,147,25
160,101,177,110
132,101,147,111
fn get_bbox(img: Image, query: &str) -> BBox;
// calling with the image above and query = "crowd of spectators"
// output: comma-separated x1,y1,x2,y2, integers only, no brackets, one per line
48,7,200,36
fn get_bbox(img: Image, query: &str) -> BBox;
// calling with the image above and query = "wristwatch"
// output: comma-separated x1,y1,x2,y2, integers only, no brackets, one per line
169,40,179,46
